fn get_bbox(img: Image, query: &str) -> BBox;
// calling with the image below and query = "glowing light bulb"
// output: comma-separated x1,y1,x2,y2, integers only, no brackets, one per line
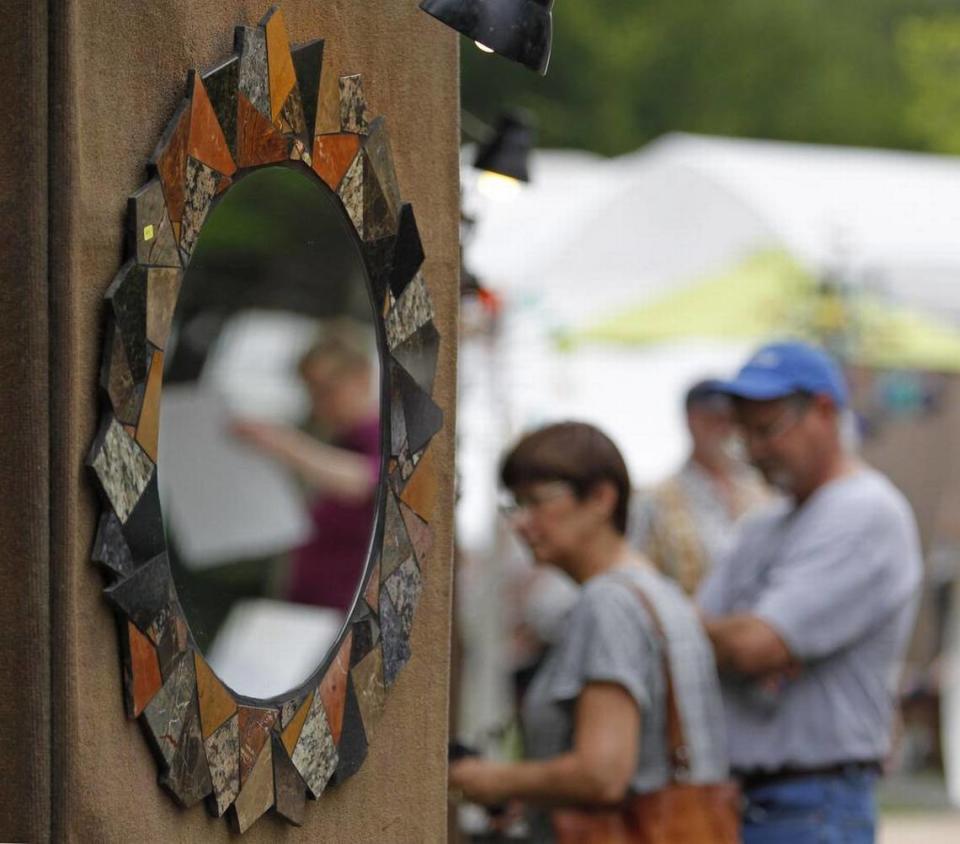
475,40,495,53
476,170,522,200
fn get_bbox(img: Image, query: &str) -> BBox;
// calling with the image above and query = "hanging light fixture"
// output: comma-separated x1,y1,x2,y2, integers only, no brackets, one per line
419,0,554,75
473,108,535,190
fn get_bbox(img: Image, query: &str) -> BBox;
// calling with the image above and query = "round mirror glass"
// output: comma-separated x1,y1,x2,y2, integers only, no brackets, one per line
158,165,382,700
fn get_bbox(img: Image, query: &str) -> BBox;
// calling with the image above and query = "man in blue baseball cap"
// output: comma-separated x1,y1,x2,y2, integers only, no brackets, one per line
698,340,922,843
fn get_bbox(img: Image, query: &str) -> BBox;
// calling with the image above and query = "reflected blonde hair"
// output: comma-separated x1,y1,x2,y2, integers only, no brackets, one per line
299,319,375,379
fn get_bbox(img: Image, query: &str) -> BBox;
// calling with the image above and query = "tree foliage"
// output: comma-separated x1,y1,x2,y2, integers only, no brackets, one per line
898,13,960,154
460,0,950,155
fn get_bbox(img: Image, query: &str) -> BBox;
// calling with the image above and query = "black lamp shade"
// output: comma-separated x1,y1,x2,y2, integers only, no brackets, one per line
419,0,554,75
473,110,535,182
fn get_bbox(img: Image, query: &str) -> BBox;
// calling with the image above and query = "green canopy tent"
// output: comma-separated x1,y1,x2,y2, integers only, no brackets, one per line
569,250,960,373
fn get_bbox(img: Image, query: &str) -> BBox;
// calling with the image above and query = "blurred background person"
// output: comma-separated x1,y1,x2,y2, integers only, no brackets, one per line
630,379,769,594
234,321,380,612
698,341,923,843
449,422,731,843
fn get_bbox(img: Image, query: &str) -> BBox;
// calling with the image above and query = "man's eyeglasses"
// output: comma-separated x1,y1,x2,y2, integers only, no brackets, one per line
498,481,574,519
740,395,813,445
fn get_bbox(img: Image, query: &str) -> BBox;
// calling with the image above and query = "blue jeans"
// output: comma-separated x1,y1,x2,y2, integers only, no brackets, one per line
742,770,878,843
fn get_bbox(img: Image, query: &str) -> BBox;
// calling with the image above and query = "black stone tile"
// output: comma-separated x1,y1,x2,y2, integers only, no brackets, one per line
387,460,406,497
391,320,440,396
400,369,443,455
106,260,149,382
361,151,396,242
121,474,166,563
127,179,181,268
380,585,411,688
389,204,425,299
349,609,380,668
202,55,240,158
362,234,396,308
99,320,146,425
331,676,367,786
291,39,324,141
105,551,172,634
278,86,306,139
271,734,306,826
161,696,213,808
362,117,401,224
388,359,409,458
150,583,190,680
92,511,135,580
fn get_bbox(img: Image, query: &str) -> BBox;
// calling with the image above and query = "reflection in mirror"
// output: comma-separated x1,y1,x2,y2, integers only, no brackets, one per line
158,166,381,700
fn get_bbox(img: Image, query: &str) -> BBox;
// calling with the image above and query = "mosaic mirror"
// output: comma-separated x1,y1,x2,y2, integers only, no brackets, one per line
86,7,442,832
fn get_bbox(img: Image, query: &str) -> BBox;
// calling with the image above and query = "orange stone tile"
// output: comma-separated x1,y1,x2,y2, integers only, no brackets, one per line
400,445,439,520
187,73,236,177
128,620,162,717
314,63,341,136
311,133,360,191
154,102,190,224
195,652,236,739
233,737,274,833
281,691,313,757
263,7,297,123
236,93,289,168
135,351,163,463
364,561,380,609
238,706,278,784
318,632,352,743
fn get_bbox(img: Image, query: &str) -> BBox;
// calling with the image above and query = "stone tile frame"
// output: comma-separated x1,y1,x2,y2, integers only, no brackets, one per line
85,6,441,833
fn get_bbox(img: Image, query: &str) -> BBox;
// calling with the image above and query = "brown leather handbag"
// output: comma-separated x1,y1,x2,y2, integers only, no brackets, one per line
551,583,740,844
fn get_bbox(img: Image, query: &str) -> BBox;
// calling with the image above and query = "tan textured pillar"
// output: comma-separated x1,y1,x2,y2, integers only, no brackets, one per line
1,2,459,841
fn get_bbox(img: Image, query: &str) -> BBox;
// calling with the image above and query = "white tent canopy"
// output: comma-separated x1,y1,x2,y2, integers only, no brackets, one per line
465,133,960,325
461,135,960,490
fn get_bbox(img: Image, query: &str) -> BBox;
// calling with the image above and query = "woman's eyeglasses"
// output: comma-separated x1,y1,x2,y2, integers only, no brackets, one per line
498,481,574,519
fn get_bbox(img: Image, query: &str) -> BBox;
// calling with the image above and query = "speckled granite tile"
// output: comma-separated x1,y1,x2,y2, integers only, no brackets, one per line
337,151,364,235
338,74,369,134
237,26,270,119
386,272,433,350
290,692,338,799
204,712,240,817
179,156,221,260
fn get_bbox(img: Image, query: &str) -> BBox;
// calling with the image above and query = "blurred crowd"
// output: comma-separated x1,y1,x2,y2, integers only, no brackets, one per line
450,340,924,844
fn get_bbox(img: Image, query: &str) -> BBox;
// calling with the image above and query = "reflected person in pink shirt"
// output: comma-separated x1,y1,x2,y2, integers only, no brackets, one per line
233,323,380,612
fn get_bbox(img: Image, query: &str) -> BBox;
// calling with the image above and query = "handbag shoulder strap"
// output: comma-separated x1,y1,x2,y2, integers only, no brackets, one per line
615,573,691,783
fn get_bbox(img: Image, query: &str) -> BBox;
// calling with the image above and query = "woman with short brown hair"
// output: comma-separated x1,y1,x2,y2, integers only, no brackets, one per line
450,422,731,843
